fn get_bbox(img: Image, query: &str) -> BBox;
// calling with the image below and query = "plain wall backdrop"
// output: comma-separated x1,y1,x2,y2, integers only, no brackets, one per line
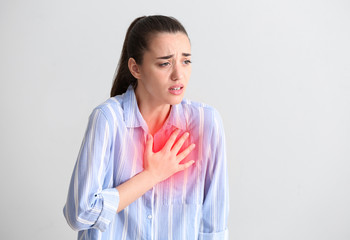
1,0,350,239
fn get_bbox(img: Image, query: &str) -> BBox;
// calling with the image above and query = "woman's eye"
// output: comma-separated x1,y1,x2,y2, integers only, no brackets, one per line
184,60,192,65
159,62,170,67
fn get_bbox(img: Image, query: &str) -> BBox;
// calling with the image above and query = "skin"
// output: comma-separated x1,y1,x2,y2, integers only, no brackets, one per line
115,32,195,213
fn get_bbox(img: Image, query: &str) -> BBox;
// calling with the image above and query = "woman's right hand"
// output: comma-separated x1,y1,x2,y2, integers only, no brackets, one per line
143,129,196,184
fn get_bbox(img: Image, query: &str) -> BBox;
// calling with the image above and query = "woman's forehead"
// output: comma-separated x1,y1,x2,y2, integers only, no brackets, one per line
147,32,191,56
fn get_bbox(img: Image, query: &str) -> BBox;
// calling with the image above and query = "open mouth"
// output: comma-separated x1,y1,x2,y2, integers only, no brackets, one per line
168,85,184,95
169,86,183,91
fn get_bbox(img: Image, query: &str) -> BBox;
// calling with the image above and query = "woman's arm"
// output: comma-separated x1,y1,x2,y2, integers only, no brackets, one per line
63,109,118,232
199,109,229,240
116,129,195,212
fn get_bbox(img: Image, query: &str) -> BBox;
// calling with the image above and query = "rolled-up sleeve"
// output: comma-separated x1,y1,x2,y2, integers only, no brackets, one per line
199,109,229,240
63,108,119,232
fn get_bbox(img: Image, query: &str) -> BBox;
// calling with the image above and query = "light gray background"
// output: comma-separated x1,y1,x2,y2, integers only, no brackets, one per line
1,0,349,239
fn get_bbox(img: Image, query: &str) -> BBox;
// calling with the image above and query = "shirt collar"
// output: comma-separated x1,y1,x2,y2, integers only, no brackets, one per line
123,86,147,130
166,102,187,130
123,86,186,131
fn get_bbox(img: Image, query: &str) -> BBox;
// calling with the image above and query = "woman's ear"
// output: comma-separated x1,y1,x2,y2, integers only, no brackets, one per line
128,58,141,79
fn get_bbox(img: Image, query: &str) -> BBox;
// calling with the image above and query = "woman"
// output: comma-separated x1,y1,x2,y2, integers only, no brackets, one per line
64,15,229,240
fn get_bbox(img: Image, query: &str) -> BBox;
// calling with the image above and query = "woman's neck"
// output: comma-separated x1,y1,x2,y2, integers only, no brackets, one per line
141,104,171,135
135,88,171,136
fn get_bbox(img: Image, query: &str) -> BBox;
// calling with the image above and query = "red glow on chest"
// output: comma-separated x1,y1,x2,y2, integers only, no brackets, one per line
152,128,189,154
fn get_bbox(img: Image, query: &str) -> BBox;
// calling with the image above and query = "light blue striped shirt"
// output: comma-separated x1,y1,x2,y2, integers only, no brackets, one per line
63,86,229,240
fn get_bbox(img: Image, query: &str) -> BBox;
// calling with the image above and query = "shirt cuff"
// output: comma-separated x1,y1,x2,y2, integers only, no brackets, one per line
93,188,119,232
199,228,229,240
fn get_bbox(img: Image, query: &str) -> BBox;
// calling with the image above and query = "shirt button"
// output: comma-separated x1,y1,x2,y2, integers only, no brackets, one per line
147,215,152,219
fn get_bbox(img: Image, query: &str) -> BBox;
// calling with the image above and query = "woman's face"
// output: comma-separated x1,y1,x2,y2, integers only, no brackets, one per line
132,32,192,106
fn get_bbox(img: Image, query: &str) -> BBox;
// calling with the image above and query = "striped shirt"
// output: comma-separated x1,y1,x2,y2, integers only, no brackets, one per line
63,86,229,240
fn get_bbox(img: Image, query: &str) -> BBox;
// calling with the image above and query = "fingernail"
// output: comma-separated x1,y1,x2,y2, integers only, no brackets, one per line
185,132,189,137
147,134,152,140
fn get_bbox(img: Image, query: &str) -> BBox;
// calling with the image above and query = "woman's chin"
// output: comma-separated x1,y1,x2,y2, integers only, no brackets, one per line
168,96,184,105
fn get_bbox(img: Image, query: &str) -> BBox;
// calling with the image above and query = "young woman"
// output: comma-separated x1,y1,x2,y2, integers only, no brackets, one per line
63,15,229,240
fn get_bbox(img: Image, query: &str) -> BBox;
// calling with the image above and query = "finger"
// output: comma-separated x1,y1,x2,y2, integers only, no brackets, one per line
178,160,195,171
163,128,180,151
176,144,195,161
171,132,189,153
145,134,153,155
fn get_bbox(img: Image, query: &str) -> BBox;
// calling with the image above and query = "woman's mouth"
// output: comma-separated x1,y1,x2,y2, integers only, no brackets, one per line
168,84,184,95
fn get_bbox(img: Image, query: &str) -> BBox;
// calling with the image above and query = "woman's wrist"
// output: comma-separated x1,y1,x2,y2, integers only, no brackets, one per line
141,169,160,186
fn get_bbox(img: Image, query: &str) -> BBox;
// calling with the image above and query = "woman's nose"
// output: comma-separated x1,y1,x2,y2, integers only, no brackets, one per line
170,64,183,81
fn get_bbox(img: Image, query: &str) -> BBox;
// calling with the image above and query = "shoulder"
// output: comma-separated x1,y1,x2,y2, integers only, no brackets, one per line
181,98,222,119
180,98,223,129
90,94,126,125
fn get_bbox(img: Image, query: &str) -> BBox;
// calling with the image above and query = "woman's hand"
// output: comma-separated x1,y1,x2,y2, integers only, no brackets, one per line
115,129,195,212
143,129,196,184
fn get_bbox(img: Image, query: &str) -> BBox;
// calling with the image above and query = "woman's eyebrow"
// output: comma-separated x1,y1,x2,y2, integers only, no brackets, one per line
157,54,174,60
156,53,191,59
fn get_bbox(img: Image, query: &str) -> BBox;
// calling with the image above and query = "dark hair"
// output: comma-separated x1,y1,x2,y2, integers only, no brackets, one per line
110,15,188,97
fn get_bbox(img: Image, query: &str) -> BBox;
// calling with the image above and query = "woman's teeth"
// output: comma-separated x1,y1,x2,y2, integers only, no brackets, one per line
170,87,181,90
